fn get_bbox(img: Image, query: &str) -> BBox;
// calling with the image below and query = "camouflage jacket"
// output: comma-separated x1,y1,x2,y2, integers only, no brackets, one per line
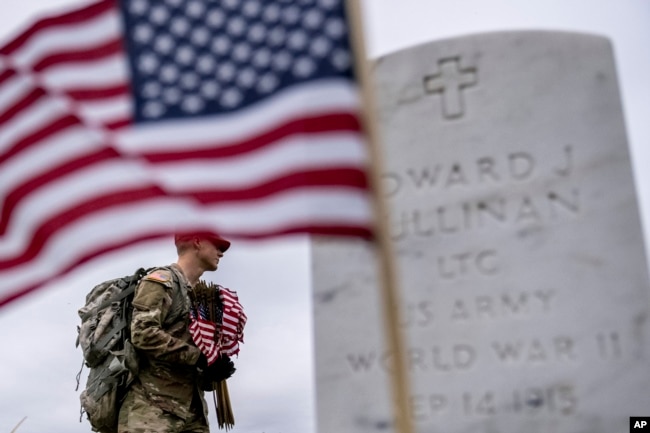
129,264,204,420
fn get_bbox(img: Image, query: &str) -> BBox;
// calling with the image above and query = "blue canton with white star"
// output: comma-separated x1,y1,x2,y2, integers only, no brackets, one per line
119,0,354,123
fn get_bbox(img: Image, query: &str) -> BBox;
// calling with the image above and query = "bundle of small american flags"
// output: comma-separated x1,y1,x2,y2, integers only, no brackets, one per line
189,280,246,365
189,280,246,430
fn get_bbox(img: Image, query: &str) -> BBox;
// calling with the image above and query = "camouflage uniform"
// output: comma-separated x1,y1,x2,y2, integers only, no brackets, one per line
118,264,209,433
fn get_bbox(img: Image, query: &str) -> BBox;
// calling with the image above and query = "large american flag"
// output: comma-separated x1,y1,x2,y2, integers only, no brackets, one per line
0,0,373,307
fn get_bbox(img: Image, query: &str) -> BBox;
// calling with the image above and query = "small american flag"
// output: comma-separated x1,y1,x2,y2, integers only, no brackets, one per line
218,286,246,357
0,0,373,307
189,303,220,365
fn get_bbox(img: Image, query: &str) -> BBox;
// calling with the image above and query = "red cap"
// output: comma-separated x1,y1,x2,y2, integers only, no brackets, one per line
174,232,231,252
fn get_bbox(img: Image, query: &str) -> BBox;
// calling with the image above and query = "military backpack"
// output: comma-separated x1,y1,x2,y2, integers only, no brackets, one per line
75,267,151,433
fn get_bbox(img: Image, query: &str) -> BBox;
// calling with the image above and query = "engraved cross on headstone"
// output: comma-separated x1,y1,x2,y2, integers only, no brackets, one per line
423,57,477,119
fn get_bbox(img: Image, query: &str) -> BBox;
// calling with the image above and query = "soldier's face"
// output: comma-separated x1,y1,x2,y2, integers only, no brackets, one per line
196,239,224,272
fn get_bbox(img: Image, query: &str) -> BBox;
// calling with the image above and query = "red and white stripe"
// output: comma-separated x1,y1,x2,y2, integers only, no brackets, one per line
189,317,220,365
218,286,246,357
0,0,374,307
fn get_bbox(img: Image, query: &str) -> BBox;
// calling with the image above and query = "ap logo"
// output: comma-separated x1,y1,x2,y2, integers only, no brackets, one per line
631,417,650,430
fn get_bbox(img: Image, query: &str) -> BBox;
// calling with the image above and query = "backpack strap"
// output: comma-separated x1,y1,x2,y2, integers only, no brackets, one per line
92,308,130,354
94,283,135,314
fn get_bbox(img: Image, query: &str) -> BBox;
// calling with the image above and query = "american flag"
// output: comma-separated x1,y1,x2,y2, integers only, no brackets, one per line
189,303,220,365
218,286,246,357
0,0,373,307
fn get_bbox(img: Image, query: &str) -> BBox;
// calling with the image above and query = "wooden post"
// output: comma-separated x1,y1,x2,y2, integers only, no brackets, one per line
344,2,415,433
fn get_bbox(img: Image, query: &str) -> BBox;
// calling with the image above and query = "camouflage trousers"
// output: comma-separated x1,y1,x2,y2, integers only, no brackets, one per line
117,386,209,433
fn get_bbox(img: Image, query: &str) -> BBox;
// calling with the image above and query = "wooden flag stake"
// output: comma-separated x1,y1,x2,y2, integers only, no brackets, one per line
344,2,415,433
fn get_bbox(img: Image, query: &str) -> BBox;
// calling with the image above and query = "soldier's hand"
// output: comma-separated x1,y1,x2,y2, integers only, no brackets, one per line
196,353,208,370
205,355,236,382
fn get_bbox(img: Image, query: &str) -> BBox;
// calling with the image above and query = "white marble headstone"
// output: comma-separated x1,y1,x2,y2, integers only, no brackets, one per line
311,31,650,433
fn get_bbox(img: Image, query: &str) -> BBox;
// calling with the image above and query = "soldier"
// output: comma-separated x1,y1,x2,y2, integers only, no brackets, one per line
117,232,235,433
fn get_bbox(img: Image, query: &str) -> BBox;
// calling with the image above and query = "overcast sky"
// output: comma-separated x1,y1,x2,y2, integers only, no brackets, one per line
0,1,648,433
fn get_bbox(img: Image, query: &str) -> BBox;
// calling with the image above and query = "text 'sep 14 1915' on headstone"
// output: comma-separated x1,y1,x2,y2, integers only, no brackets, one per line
311,31,650,433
